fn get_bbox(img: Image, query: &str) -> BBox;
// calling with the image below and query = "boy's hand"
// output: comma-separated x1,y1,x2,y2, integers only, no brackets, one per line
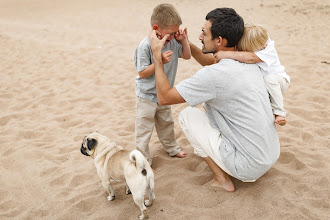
162,50,173,64
175,28,187,42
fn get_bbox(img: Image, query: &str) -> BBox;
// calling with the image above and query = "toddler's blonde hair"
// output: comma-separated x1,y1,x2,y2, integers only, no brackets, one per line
237,23,268,52
151,3,182,28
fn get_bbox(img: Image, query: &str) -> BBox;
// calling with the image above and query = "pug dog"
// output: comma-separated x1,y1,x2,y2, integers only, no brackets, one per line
80,131,155,220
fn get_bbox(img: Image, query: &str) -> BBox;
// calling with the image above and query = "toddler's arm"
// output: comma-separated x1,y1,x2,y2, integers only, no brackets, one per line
214,51,262,64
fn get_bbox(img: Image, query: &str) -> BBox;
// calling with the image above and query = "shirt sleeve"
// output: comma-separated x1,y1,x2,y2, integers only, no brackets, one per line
254,39,279,67
175,67,216,107
134,41,152,72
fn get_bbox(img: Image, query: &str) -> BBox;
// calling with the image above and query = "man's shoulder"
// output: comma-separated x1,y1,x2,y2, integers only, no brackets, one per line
193,64,216,76
205,60,262,80
205,59,241,72
219,59,260,70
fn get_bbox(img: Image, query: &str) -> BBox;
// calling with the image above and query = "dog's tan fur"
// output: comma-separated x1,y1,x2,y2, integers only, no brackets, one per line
80,132,155,220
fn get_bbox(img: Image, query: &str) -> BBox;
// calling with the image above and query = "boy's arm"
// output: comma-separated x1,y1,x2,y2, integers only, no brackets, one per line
138,63,155,78
138,50,174,78
214,51,263,63
180,38,191,59
176,28,191,60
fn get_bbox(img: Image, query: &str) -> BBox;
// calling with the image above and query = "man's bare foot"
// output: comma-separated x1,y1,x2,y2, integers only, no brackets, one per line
204,178,235,192
175,151,187,158
275,115,287,126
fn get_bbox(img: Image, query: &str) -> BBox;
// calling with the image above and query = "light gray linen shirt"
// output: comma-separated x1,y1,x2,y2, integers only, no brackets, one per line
176,59,280,181
134,37,182,103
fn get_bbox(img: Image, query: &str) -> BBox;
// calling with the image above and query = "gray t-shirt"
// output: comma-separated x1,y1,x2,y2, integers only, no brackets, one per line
134,37,182,103
176,59,280,181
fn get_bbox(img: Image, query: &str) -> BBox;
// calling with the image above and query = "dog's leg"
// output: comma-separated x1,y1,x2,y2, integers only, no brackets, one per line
107,184,116,201
144,174,155,207
126,177,148,219
102,180,115,201
125,183,131,195
132,193,148,220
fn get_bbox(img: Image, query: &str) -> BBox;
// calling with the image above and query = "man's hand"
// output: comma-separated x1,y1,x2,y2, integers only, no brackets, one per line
150,30,170,61
150,32,186,106
162,50,173,64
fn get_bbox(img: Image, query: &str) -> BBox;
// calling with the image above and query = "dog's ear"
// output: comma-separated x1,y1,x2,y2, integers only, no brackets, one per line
87,138,97,150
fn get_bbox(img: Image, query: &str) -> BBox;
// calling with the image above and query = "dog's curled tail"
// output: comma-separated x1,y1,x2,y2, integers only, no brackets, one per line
129,150,147,175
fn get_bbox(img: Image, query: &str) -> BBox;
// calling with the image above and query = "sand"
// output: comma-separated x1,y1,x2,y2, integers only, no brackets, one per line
0,0,329,219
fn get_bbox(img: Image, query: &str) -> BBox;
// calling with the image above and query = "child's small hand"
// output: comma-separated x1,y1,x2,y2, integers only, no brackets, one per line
175,28,187,42
213,51,224,63
162,50,173,64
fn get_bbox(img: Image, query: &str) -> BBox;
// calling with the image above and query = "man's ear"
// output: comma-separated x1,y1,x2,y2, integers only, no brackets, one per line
217,36,228,47
216,36,223,46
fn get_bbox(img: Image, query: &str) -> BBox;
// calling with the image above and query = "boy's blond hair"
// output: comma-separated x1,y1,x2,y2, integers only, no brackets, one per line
151,3,182,28
237,23,268,52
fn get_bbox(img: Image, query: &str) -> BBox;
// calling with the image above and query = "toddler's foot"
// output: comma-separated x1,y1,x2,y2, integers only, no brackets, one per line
175,151,187,158
275,115,287,126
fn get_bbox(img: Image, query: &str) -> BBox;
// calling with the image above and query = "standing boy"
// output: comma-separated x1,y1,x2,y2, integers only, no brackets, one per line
134,3,191,164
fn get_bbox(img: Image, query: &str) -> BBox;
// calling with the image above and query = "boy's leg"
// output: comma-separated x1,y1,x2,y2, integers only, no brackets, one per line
154,104,182,157
264,75,289,125
135,97,157,163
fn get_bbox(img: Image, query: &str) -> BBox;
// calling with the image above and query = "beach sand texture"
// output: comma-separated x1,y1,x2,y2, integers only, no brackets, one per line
1,0,329,219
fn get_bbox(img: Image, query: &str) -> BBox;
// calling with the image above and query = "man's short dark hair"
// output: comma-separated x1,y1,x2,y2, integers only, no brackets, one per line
206,8,244,47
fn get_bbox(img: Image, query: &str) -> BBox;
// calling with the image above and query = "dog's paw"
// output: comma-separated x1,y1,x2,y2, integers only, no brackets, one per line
107,195,115,201
139,213,148,220
125,188,131,195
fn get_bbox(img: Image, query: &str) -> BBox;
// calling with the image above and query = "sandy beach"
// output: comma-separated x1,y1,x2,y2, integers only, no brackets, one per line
0,0,329,219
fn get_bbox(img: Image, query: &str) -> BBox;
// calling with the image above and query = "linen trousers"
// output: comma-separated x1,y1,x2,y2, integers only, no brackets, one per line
178,106,233,176
135,97,181,162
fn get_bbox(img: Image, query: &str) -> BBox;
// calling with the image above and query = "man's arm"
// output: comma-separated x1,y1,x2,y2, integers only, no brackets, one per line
189,41,215,66
214,51,263,63
150,31,186,105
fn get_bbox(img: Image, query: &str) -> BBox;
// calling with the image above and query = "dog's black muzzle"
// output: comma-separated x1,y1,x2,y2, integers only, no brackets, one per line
80,144,90,156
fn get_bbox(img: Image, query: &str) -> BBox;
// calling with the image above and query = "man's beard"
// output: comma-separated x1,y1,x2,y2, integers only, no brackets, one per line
202,45,216,54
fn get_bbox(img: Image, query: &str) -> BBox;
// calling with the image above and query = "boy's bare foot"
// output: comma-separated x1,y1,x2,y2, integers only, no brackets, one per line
204,177,235,192
275,115,287,126
175,151,187,158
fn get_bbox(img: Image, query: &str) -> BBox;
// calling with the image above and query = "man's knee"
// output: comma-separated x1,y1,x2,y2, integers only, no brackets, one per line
178,106,193,128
